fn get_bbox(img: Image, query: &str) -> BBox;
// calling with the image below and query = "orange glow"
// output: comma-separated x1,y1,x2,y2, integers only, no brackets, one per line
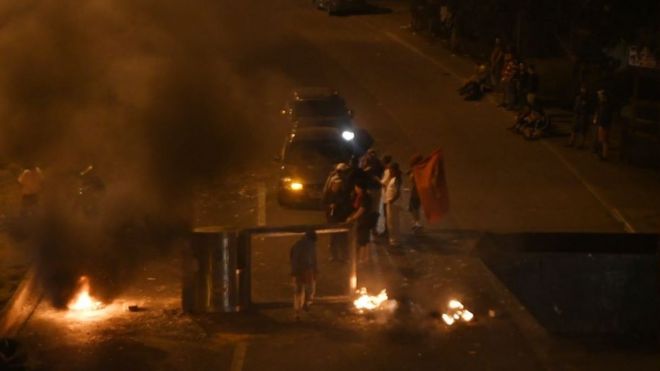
442,299,474,326
68,276,104,312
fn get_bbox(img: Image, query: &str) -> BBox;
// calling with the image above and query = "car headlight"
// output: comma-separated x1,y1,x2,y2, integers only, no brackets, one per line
342,130,355,141
289,182,304,191
282,177,304,191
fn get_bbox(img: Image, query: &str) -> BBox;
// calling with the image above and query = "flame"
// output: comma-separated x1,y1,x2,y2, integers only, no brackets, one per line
68,276,104,311
353,287,389,311
442,299,474,326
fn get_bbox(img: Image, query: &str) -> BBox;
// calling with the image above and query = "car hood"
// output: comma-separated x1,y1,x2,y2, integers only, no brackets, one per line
281,163,334,185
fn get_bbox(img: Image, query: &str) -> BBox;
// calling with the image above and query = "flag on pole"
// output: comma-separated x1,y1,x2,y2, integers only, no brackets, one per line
412,148,449,223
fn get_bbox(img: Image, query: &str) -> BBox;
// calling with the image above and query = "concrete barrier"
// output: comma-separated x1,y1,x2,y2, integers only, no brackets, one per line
0,267,42,337
477,233,659,337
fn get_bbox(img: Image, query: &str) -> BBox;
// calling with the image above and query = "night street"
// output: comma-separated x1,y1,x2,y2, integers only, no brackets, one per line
1,0,659,370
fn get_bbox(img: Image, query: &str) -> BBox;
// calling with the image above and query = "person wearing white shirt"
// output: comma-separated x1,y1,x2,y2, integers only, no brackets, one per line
383,163,402,247
378,155,393,237
17,165,44,217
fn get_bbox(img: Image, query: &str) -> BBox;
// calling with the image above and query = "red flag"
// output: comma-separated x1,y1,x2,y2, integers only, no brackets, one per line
412,149,449,223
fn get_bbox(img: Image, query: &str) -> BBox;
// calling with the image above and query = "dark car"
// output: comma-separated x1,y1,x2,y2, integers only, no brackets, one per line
314,0,366,15
282,87,353,128
276,127,355,208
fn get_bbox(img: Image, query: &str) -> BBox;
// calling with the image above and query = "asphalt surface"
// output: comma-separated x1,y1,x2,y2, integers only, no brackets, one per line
5,0,660,370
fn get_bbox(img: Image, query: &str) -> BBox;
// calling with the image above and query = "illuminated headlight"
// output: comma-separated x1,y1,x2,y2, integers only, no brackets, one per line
289,182,304,191
341,130,355,141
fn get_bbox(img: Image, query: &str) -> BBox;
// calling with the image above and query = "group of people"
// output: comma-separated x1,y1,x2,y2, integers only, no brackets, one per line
458,38,541,108
290,150,426,319
566,86,613,161
320,149,425,264
409,0,454,38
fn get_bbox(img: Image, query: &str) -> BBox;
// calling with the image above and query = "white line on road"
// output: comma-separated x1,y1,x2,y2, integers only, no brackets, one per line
257,182,266,227
357,19,463,83
541,142,637,233
230,341,248,371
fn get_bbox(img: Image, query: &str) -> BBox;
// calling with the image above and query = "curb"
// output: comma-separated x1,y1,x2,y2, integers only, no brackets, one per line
0,267,42,337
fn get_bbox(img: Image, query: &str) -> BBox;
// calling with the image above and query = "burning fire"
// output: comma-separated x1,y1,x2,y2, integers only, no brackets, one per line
68,276,104,311
353,287,392,312
441,299,474,326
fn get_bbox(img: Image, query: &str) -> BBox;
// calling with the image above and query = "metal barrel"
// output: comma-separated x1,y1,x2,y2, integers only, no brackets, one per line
182,229,246,313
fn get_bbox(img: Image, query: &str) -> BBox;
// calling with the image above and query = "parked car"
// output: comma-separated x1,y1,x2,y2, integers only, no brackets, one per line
276,127,356,208
282,87,353,127
314,0,366,15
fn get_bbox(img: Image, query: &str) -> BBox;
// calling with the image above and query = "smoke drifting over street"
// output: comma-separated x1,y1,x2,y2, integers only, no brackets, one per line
0,0,263,307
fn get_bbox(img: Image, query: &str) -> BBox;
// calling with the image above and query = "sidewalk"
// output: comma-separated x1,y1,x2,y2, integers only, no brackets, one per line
360,1,660,232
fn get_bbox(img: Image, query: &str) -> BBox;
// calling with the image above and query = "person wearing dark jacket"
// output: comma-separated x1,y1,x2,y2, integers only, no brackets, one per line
408,154,424,233
593,89,613,160
323,178,352,261
567,85,592,148
517,64,539,108
290,230,318,319
346,181,375,264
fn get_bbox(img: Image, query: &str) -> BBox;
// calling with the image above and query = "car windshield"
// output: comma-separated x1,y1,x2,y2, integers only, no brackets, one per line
285,139,351,165
293,99,347,119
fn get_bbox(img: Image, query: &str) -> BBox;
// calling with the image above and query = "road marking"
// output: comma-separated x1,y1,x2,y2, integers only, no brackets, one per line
230,341,248,371
541,142,637,233
357,18,463,83
257,182,266,227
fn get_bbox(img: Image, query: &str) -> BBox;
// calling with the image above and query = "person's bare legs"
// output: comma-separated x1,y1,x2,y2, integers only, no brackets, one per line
293,279,304,318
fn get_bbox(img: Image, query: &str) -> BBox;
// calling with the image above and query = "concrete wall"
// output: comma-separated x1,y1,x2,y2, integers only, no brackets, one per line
477,233,659,337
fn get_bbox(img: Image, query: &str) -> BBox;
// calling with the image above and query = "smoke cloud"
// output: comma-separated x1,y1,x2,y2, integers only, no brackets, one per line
0,0,260,307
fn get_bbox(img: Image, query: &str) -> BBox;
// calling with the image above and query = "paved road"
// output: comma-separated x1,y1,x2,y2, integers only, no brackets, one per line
5,0,660,370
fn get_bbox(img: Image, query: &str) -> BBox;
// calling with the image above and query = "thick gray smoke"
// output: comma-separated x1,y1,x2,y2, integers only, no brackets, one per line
0,0,259,307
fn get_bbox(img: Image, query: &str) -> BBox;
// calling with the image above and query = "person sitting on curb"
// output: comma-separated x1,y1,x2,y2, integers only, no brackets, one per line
510,94,546,139
458,64,489,101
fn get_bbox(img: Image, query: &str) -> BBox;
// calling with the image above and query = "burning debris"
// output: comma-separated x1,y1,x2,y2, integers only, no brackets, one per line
441,299,474,326
67,276,104,312
353,287,397,313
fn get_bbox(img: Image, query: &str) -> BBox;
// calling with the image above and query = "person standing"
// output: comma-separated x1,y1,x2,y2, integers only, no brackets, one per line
346,182,375,264
517,63,539,109
499,51,519,110
323,178,352,262
567,85,592,148
17,164,44,218
360,149,384,239
290,230,318,319
408,155,424,233
383,163,402,247
489,38,504,88
378,155,393,238
593,89,613,160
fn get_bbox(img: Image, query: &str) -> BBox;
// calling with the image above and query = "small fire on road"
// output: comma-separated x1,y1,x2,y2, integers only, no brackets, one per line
67,276,104,314
353,287,397,313
441,299,474,326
